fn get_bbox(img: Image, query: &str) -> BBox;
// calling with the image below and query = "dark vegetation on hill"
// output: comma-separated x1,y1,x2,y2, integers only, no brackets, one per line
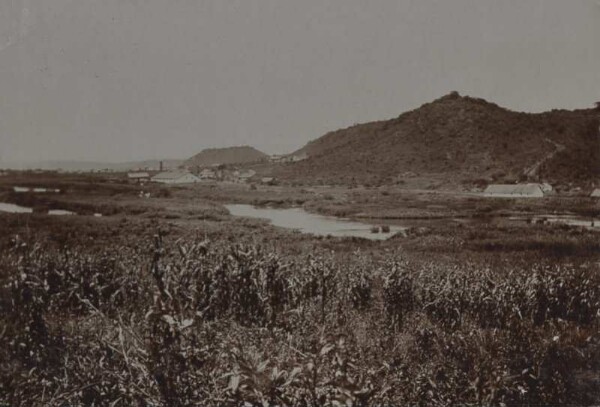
276,92,600,187
185,146,268,167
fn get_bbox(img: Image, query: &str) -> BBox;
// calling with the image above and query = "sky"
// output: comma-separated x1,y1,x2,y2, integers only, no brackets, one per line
0,0,599,163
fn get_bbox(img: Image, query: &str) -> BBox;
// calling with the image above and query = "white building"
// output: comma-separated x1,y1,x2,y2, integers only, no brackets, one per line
540,183,553,194
483,183,545,198
128,172,150,179
290,153,308,162
269,155,285,163
128,172,150,183
232,169,256,183
151,171,200,184
269,153,308,163
591,189,600,198
199,168,217,180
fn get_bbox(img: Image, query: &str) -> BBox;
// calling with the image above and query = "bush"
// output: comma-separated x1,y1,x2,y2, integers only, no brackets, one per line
156,188,172,198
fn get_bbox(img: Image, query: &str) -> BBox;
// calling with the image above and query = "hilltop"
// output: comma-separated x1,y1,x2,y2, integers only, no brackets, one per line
185,146,267,167
275,92,600,187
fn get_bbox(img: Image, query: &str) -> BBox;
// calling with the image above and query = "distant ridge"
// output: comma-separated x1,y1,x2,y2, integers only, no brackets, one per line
184,146,267,167
276,92,600,186
0,159,183,172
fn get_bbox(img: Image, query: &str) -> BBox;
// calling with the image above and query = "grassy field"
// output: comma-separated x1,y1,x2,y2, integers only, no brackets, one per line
1,172,599,406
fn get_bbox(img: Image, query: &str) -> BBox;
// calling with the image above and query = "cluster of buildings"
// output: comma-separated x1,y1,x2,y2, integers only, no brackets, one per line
126,167,273,185
269,153,308,163
127,171,200,184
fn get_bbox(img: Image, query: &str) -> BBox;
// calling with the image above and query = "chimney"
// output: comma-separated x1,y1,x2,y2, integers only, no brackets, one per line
159,161,164,172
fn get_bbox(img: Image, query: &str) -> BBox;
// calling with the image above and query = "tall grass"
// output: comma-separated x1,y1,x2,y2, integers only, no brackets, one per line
1,235,599,406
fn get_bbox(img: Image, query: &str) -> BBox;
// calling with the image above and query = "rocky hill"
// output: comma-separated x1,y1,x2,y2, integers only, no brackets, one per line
275,92,600,187
185,146,267,168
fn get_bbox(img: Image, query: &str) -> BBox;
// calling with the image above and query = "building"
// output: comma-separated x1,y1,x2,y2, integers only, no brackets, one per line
151,171,200,184
269,153,308,163
127,172,150,184
199,168,217,180
591,189,600,198
269,155,285,163
540,183,553,194
483,183,545,198
232,169,256,183
261,177,275,185
289,153,308,162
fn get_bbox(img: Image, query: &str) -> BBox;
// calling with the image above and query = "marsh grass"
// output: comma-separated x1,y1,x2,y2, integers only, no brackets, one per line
1,234,599,406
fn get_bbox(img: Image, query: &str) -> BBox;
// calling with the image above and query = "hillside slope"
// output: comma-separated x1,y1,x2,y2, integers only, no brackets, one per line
276,93,600,187
185,146,267,167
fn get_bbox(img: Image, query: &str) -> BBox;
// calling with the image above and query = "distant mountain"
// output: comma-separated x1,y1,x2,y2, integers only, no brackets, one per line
0,159,183,172
184,146,268,167
275,92,600,187
0,160,113,171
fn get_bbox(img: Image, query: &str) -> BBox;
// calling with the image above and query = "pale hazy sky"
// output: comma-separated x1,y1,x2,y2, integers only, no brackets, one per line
1,0,599,163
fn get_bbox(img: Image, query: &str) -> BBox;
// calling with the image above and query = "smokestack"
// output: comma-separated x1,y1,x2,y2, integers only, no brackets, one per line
159,161,164,171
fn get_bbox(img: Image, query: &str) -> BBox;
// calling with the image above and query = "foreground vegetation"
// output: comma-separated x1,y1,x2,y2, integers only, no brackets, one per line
1,173,600,405
1,231,599,406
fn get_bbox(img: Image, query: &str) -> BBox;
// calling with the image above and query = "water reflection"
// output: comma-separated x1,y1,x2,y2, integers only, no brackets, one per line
225,204,404,240
0,202,33,213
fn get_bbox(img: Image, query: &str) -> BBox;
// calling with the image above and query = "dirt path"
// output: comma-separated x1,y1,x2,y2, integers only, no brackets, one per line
524,138,566,178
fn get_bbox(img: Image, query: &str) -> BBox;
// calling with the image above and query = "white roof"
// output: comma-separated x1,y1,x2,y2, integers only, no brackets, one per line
152,171,196,180
128,172,150,178
237,169,256,179
484,183,545,196
591,188,600,197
